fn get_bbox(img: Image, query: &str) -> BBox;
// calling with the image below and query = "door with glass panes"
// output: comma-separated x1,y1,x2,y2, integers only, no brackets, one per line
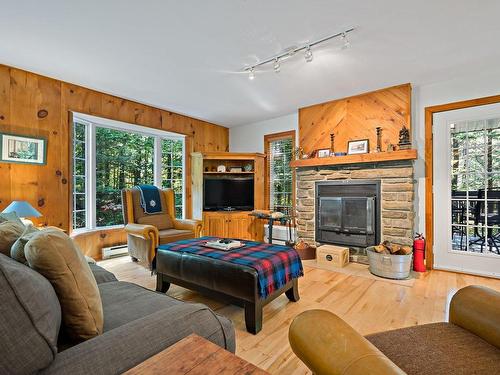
433,103,500,277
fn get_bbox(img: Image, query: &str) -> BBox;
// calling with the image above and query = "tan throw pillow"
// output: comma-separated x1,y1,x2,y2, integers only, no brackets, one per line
25,228,103,342
0,220,25,256
11,224,39,264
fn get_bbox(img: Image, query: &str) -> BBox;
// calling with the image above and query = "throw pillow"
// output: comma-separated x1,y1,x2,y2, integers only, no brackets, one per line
25,228,104,342
11,224,39,264
0,220,25,256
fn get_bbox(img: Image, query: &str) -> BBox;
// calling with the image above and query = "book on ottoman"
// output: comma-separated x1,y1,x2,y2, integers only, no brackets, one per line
203,238,244,251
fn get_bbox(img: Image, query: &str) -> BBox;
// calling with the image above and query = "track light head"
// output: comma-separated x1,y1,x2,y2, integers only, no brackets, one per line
304,46,313,63
341,33,350,49
273,58,281,73
248,67,255,80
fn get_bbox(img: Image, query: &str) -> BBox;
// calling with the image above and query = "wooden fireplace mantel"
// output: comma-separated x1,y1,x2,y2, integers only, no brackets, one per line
289,149,418,168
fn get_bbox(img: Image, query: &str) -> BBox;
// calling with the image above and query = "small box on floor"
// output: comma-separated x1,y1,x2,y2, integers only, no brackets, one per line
317,245,349,268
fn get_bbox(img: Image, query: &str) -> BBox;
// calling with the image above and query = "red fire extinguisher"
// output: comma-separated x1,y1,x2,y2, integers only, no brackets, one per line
413,233,426,272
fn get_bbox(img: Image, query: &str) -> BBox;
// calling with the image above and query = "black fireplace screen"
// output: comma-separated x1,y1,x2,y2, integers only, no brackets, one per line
316,181,380,247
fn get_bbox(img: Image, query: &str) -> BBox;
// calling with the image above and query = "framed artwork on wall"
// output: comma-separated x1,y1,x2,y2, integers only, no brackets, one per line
347,139,369,155
0,133,47,165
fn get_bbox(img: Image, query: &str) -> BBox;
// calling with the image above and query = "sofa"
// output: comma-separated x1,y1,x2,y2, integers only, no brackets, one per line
0,253,235,374
289,285,500,375
121,187,203,269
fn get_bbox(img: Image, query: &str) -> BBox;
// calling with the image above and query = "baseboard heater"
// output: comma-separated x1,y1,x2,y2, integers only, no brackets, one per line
102,244,128,259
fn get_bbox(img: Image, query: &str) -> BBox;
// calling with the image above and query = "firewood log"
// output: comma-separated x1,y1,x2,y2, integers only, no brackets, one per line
395,246,413,255
373,245,386,253
389,244,402,254
381,240,392,252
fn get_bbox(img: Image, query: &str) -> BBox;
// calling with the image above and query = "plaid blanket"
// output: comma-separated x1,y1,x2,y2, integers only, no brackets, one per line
158,237,303,299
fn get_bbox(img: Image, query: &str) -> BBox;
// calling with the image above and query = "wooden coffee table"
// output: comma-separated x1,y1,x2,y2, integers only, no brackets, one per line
124,334,269,375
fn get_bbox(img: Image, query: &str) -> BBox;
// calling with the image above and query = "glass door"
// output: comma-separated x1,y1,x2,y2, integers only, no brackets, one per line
433,103,500,277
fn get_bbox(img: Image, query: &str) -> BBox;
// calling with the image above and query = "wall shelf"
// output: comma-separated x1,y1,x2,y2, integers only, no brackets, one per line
289,149,418,168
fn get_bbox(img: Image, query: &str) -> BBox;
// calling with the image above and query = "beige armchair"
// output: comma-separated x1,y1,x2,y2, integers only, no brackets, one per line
289,285,500,375
121,188,202,269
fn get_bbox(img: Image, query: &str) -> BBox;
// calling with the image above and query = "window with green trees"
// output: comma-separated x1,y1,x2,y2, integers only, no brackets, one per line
265,131,295,215
72,117,184,231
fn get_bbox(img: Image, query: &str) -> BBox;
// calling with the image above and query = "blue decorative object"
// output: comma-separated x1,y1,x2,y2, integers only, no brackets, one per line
2,201,42,218
136,185,162,214
334,152,347,156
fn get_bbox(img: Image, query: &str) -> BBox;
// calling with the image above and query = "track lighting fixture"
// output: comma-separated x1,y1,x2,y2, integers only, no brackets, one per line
242,28,354,79
273,58,281,73
341,32,350,50
304,46,313,63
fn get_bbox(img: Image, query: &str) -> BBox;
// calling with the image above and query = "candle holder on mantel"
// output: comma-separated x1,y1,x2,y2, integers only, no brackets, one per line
329,133,335,156
375,127,383,153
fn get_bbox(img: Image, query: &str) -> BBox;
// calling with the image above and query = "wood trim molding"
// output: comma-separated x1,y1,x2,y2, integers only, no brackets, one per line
425,93,500,270
264,130,296,211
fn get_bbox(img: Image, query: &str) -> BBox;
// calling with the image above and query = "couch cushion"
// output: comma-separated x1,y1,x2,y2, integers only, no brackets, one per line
25,228,104,342
89,263,118,284
0,253,61,374
0,220,25,256
132,188,173,230
159,228,194,244
11,224,39,263
366,322,500,375
98,281,182,331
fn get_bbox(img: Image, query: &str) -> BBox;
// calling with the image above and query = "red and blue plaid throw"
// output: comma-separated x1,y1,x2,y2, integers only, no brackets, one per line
158,237,303,299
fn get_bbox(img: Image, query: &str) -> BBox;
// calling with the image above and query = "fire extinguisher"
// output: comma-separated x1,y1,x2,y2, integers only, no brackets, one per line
413,233,426,272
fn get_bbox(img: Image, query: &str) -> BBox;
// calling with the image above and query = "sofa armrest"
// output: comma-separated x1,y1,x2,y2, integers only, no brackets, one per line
289,310,404,375
449,285,500,348
173,219,202,237
42,303,235,375
124,223,159,243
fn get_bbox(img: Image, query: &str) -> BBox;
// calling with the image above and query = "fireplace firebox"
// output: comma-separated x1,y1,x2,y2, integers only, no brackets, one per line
315,180,381,248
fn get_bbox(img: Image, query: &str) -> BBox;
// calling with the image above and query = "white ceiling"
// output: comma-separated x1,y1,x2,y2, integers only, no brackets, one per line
1,1,500,127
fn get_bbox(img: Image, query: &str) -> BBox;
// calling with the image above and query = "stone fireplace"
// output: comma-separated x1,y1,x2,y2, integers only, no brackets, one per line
296,161,415,261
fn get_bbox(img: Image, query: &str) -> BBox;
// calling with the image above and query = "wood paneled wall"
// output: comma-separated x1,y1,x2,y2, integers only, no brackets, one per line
298,83,411,154
0,64,228,257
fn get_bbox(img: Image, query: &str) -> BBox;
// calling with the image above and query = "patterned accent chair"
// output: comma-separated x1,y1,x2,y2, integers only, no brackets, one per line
121,188,202,269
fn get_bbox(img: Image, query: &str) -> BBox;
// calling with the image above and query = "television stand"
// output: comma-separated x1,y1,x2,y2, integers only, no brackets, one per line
191,152,266,242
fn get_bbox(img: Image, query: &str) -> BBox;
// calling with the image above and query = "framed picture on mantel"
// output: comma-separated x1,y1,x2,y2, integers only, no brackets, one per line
0,133,47,165
347,139,369,155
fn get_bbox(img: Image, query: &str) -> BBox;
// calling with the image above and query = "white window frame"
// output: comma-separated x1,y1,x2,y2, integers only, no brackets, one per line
72,113,185,233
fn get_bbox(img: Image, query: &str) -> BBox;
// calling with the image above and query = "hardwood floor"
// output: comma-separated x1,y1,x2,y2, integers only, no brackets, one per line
98,257,500,375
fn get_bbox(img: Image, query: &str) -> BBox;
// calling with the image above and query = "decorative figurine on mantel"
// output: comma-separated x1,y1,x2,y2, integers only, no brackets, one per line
398,125,411,150
294,146,304,160
375,127,382,153
329,133,335,156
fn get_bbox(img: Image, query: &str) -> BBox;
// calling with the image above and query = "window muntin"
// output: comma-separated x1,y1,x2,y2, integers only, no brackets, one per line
72,117,184,231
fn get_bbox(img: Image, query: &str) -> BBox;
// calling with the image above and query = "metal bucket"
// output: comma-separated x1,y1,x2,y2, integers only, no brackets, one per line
366,247,413,279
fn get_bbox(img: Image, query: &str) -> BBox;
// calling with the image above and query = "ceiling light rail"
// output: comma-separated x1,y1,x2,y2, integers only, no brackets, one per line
243,27,354,79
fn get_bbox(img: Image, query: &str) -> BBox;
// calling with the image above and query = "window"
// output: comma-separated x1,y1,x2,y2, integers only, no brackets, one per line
72,115,185,231
265,131,295,215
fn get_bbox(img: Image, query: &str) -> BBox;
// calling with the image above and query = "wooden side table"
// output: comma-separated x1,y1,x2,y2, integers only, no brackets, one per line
124,334,269,375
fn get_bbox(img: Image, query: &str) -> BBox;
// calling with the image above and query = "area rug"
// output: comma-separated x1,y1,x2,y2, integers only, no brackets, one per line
302,260,417,287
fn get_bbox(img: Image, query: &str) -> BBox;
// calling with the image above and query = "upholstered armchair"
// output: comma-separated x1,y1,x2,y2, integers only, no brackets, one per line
289,285,500,375
121,188,202,269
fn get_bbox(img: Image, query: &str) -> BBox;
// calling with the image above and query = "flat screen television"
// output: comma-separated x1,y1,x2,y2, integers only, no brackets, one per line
204,176,254,211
